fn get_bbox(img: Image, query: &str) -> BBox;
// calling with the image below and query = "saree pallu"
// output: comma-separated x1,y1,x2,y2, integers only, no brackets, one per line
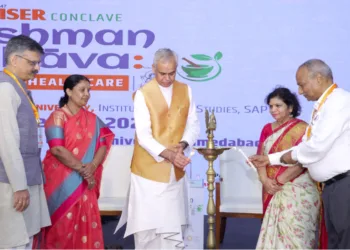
256,119,321,249
33,108,114,249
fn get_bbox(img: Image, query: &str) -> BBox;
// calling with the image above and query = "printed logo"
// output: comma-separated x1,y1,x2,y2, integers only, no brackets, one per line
139,67,155,88
178,51,223,82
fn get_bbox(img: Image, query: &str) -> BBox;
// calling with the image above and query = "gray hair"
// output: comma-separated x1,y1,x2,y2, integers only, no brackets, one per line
153,48,178,67
299,59,333,81
5,35,44,65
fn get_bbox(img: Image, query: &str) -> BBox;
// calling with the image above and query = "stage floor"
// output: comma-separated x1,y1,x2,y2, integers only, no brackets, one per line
103,216,261,249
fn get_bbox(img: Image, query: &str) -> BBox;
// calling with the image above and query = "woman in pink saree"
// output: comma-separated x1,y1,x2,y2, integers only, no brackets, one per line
33,75,114,249
255,87,323,249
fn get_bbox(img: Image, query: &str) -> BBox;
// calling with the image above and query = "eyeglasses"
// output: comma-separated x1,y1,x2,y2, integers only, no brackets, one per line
16,55,41,67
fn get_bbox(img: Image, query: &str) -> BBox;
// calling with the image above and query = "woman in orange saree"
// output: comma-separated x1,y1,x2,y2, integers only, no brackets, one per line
255,87,322,249
33,75,114,249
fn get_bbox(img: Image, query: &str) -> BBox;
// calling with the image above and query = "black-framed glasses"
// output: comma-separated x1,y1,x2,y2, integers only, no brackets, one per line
16,55,41,67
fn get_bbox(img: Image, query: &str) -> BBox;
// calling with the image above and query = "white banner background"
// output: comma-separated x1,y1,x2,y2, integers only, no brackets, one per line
2,0,350,207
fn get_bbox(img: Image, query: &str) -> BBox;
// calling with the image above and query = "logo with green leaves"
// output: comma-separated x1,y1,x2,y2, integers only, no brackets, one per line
197,205,203,212
178,51,223,82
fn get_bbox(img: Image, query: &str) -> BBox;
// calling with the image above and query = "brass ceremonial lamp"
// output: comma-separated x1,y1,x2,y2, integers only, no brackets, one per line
195,109,230,249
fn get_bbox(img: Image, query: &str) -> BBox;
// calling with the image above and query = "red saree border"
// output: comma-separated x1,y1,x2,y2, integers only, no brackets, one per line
262,119,307,211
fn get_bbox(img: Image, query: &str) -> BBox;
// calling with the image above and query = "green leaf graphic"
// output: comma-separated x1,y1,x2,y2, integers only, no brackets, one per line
191,54,212,61
214,52,223,61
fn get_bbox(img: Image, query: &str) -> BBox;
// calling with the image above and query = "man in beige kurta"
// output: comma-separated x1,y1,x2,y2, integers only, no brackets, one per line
115,48,200,249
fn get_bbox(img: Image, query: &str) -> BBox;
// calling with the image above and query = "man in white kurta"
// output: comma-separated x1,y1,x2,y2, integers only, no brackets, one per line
249,59,350,249
0,35,51,249
115,48,200,249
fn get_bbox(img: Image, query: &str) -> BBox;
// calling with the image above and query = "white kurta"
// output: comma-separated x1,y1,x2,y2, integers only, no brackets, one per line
268,85,350,182
115,83,200,247
0,82,51,248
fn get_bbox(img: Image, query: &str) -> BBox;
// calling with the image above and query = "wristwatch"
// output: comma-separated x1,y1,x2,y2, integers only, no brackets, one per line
280,155,287,164
179,141,189,150
280,154,299,166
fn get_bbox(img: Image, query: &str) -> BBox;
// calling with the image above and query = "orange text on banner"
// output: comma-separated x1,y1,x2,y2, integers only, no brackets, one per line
27,74,129,91
0,9,46,20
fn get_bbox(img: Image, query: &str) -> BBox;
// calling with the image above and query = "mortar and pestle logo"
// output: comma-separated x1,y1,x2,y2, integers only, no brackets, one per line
178,52,223,82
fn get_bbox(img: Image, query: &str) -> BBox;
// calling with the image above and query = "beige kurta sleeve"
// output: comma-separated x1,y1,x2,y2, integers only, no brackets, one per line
0,82,27,191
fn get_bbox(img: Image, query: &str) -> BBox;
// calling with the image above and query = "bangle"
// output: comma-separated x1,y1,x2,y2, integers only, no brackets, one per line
91,162,97,168
276,177,284,186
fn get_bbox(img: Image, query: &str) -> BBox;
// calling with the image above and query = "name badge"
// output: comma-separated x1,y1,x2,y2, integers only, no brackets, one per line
38,127,43,148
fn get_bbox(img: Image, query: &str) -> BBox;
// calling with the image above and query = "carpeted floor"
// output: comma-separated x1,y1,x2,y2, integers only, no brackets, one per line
102,216,261,249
